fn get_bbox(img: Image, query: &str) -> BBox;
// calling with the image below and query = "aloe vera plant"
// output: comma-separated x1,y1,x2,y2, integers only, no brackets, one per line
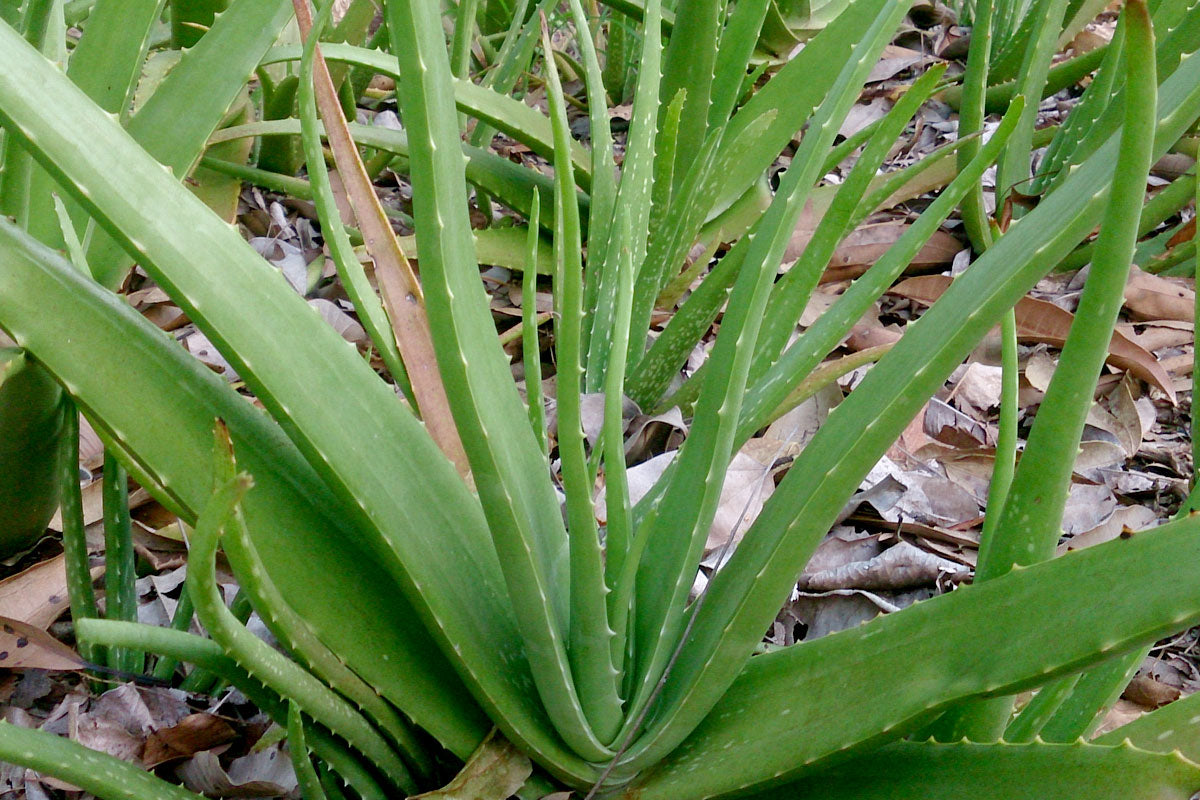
3,0,1200,798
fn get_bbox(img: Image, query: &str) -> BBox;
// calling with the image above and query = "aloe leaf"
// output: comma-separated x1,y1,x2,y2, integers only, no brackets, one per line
294,12,413,405
220,476,433,778
565,0,617,295
626,512,1200,798
993,0,1070,208
978,0,1157,581
523,190,547,454
749,63,948,388
1095,680,1200,759
1003,673,1082,743
1038,648,1144,743
451,0,480,82
384,0,610,771
619,0,912,760
708,0,769,129
23,0,166,248
602,206,636,650
657,0,721,187
262,43,593,190
289,702,329,800
539,14,623,746
627,44,1200,778
0,349,64,555
186,457,416,793
102,452,141,674
57,399,100,667
708,0,897,217
0,722,204,800
745,740,1200,800
0,222,490,760
584,0,663,388
1034,1,1200,196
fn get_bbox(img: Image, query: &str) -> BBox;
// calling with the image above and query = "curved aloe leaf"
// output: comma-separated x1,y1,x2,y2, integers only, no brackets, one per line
0,722,203,800
186,463,416,793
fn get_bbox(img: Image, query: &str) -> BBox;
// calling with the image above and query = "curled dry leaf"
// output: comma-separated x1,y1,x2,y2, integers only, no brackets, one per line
143,714,237,769
890,275,1177,401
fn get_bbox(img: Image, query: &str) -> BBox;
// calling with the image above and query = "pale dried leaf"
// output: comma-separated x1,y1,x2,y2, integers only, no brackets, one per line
413,731,532,800
0,617,85,670
177,746,296,798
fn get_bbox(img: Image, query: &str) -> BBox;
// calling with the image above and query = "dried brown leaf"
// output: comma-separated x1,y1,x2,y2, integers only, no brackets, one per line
0,616,85,670
891,275,1177,401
